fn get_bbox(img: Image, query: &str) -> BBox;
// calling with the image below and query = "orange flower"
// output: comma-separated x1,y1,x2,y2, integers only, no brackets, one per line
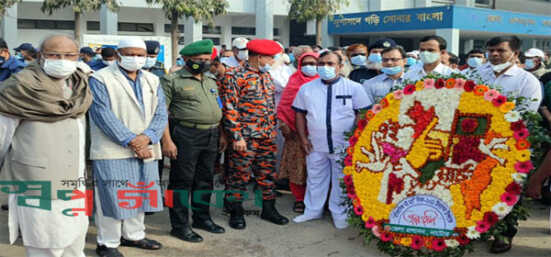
516,139,530,150
474,85,489,96
380,98,389,108
365,110,375,120
445,78,456,88
499,102,515,113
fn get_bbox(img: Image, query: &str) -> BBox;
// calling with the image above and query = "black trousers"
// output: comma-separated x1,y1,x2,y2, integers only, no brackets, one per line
168,124,219,230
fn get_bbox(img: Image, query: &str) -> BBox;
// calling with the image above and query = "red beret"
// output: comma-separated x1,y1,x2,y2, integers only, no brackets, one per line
247,39,281,56
211,47,218,60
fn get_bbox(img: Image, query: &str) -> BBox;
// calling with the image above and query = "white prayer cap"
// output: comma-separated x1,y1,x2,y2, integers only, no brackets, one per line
232,37,248,49
525,48,545,59
118,38,146,50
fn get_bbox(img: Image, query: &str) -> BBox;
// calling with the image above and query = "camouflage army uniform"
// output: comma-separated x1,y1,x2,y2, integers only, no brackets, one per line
220,64,277,202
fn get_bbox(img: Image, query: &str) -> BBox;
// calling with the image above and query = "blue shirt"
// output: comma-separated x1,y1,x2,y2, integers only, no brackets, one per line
0,56,26,82
88,59,108,71
88,66,168,147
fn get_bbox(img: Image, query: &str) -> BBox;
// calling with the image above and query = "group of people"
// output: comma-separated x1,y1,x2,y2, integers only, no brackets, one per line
0,31,549,257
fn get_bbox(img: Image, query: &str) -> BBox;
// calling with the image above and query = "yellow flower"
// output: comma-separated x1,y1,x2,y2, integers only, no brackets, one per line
400,237,412,246
415,81,424,90
516,150,531,162
499,102,515,113
386,93,396,104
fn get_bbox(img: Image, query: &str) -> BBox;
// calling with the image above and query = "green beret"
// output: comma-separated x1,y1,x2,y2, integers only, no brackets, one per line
179,39,214,56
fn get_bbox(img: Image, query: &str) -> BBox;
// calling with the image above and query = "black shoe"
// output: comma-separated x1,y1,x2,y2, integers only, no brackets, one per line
490,236,513,254
170,227,203,243
96,244,124,257
192,219,225,234
260,199,289,225
120,237,162,250
1,204,8,211
229,202,246,230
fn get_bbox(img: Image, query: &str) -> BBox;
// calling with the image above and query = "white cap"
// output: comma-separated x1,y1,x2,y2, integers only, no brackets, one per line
118,38,146,50
525,48,545,59
407,50,419,58
232,37,248,49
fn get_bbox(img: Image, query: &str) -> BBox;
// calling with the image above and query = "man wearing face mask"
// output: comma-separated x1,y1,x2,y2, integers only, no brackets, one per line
89,38,167,257
524,48,548,80
363,46,407,104
405,50,419,70
471,36,542,254
461,48,486,76
144,40,166,77
160,40,227,243
404,35,454,81
88,47,116,71
349,39,396,84
0,35,92,257
224,37,249,69
0,38,26,82
292,51,370,229
220,39,289,230
14,43,36,64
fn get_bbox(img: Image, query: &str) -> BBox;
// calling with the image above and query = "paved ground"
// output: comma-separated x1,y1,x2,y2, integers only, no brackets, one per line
1,186,551,257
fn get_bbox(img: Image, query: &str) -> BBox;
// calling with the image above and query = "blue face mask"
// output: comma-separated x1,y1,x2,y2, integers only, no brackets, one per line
467,57,483,68
176,58,185,67
288,54,295,64
381,66,403,76
524,59,536,70
317,66,337,80
406,57,417,66
301,65,317,77
350,55,366,66
259,63,272,73
15,52,24,61
274,54,282,60
368,53,382,63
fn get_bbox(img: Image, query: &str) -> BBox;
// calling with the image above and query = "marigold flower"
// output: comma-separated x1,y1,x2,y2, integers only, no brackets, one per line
515,139,530,150
415,80,425,90
500,102,515,113
474,85,489,95
445,78,456,88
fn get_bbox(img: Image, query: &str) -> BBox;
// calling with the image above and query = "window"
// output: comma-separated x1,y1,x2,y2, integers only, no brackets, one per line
203,25,221,34
118,22,154,32
475,0,491,4
232,26,255,35
87,21,100,31
17,19,75,30
164,24,184,33
273,28,280,36
178,37,185,45
204,37,220,45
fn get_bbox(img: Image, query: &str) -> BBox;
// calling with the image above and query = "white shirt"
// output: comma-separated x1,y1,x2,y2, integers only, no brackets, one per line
292,77,371,153
269,64,295,106
403,62,455,82
471,64,542,112
362,73,404,104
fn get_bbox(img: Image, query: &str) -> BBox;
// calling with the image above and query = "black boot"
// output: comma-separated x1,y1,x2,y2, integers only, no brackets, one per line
229,202,246,229
260,199,289,225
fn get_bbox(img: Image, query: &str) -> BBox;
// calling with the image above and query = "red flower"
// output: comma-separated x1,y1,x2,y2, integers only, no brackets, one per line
475,220,490,233
411,235,424,250
380,98,389,108
343,155,352,166
404,84,416,95
354,205,364,215
364,216,376,229
431,238,446,252
380,231,393,242
505,182,522,195
492,95,507,107
435,78,446,89
515,160,534,174
501,192,519,206
461,118,479,133
357,118,367,130
464,80,476,92
483,211,499,226
343,175,353,186
349,135,358,147
457,234,470,246
513,128,529,140
510,121,526,131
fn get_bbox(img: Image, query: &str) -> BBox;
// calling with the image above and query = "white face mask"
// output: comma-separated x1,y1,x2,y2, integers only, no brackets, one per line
42,59,77,79
103,60,115,66
118,54,146,71
490,54,514,73
143,57,157,69
237,50,248,61
419,51,441,64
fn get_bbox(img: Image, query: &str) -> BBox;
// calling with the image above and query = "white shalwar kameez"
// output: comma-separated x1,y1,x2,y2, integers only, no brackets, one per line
291,77,371,229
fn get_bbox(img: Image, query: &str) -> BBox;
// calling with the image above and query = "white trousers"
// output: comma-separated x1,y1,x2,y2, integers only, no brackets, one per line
25,231,86,257
304,151,347,223
95,190,146,248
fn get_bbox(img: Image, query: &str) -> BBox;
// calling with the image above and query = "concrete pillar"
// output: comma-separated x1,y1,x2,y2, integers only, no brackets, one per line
255,0,274,39
368,0,383,11
321,18,335,47
414,0,431,7
306,20,316,36
463,39,474,54
153,11,166,36
455,0,475,7
100,4,117,35
280,17,290,47
436,28,460,55
184,16,202,45
1,4,18,50
218,16,232,49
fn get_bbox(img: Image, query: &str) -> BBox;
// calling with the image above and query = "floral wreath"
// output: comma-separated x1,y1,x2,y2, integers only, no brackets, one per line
342,76,535,257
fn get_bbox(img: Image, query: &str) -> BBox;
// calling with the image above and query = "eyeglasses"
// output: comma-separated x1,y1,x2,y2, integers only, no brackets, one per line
42,52,79,60
382,58,404,62
350,53,366,57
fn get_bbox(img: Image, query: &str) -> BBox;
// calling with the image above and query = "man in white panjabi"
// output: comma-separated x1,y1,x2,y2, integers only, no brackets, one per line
403,35,455,82
0,35,92,257
292,51,371,229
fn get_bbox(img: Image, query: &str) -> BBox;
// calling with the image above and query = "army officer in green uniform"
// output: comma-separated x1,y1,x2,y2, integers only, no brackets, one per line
161,39,228,243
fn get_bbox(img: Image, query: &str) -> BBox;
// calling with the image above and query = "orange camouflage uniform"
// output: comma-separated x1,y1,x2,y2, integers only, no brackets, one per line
219,64,277,202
